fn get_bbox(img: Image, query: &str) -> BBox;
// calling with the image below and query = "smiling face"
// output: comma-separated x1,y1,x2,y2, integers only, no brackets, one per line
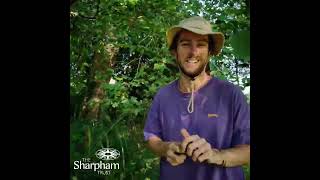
173,30,210,78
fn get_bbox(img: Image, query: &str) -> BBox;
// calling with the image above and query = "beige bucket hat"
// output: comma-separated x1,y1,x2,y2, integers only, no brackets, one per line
166,16,225,56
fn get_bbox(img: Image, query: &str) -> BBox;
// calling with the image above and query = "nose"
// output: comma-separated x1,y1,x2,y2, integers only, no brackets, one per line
190,43,199,56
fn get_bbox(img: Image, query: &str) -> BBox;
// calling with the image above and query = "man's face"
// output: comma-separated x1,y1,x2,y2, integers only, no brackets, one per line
174,30,210,78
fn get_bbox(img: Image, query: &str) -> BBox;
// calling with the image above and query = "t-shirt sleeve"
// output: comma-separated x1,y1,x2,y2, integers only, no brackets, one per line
231,86,250,146
143,93,162,141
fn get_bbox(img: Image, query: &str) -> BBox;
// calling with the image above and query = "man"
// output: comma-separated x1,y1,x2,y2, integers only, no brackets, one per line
143,16,250,180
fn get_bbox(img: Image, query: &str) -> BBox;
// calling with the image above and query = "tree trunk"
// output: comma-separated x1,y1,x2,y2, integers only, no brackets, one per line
81,43,118,120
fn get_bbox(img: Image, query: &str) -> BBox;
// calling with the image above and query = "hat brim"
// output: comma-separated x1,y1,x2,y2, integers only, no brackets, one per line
166,26,225,56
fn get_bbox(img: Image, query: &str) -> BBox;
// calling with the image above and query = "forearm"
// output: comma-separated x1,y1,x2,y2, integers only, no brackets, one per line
217,145,250,167
146,136,170,157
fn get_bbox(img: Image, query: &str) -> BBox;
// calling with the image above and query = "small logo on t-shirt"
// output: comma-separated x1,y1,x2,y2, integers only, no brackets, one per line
208,113,219,118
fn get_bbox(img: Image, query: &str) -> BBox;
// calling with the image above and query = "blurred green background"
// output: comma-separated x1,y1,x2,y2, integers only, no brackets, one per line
70,0,250,179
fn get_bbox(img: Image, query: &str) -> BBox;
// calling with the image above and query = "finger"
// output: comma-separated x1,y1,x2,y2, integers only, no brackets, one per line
166,157,178,166
189,138,207,155
167,153,186,165
168,149,186,163
166,156,174,163
181,135,200,153
170,142,185,154
198,151,211,163
170,159,184,166
169,143,180,152
180,129,191,153
189,140,205,159
176,154,187,163
181,128,190,139
192,143,211,161
167,150,178,161
184,137,203,156
174,151,185,155
191,143,210,161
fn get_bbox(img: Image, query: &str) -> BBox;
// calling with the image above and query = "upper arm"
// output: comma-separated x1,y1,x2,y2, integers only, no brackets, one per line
143,93,163,141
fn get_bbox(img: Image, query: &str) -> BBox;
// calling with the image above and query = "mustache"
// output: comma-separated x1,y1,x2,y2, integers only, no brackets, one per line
186,56,199,61
187,55,199,58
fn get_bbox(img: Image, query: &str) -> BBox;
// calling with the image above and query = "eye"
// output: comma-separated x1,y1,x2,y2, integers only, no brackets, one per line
198,43,207,47
181,43,190,47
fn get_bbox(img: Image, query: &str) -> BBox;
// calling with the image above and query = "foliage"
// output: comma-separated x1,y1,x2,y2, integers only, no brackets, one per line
70,0,250,179
230,30,250,61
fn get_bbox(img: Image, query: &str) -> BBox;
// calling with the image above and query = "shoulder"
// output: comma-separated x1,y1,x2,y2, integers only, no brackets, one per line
212,77,247,103
213,77,242,94
153,79,178,98
212,78,249,115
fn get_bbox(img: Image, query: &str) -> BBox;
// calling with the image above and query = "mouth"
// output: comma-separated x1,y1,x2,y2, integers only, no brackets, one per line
186,58,199,64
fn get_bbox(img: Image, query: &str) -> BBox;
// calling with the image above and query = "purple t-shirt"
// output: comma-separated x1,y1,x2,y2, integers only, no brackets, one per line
144,77,250,180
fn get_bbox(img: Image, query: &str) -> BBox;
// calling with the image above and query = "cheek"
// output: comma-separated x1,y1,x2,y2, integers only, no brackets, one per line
177,46,190,55
177,50,188,61
200,51,209,59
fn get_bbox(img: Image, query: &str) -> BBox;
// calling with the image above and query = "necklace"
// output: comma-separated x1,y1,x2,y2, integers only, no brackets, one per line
178,75,211,93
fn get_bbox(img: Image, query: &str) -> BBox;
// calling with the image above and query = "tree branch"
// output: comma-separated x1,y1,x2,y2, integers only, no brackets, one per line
235,58,239,86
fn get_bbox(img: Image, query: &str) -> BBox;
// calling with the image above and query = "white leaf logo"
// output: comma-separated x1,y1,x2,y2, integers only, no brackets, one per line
95,148,120,160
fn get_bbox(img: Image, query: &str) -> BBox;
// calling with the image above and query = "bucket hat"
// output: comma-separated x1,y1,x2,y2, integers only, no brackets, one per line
166,16,224,56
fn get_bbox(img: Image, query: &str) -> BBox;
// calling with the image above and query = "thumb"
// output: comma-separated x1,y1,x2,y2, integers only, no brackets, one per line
172,143,180,152
181,128,190,139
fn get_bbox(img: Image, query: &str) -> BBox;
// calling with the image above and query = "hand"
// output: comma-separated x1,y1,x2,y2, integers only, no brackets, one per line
164,142,187,166
180,129,222,164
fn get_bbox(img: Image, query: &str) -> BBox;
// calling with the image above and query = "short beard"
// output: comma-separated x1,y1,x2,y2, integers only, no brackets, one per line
177,55,208,79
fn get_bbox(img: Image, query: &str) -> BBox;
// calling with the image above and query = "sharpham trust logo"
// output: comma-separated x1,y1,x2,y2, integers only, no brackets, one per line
73,148,120,176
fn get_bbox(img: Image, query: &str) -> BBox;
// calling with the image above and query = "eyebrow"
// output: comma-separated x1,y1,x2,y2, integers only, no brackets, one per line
179,39,209,43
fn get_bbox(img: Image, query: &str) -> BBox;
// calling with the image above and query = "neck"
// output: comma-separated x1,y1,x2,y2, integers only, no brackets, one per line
178,71,212,93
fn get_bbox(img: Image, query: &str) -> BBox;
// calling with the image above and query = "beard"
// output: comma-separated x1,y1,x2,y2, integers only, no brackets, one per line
177,55,208,79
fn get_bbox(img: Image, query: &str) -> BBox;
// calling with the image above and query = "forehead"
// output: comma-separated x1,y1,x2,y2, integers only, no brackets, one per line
178,30,209,41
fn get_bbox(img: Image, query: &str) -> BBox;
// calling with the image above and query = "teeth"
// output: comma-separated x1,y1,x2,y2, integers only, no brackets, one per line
187,59,199,63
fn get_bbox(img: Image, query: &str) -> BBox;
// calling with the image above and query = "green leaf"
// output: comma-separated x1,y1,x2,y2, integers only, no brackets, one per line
112,102,119,108
230,30,250,62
